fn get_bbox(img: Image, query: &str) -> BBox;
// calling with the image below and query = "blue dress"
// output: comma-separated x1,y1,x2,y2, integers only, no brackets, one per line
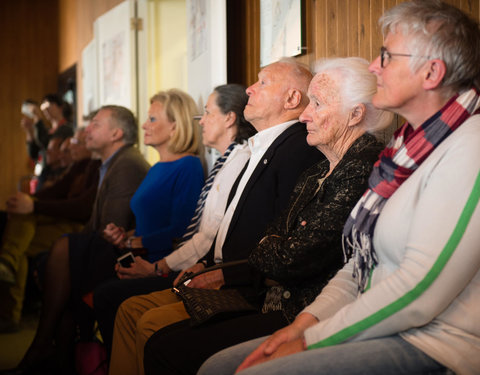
68,155,204,298
131,156,205,261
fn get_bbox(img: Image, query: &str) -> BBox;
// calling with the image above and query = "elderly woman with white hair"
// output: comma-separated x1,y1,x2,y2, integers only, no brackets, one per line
141,56,393,375
200,1,480,374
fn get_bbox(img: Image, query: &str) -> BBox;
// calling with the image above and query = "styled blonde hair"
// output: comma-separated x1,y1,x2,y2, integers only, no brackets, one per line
150,89,203,156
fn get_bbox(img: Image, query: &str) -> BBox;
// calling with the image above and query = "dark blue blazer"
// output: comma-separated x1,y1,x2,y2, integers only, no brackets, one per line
205,121,324,287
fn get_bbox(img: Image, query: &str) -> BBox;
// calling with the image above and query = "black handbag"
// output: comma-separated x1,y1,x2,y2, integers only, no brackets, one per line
172,260,256,326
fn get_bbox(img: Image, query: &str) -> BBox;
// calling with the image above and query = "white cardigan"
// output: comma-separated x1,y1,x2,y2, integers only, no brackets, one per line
302,115,480,375
165,143,251,271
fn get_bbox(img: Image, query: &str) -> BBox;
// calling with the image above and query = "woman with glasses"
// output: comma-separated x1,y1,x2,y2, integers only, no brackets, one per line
200,1,480,374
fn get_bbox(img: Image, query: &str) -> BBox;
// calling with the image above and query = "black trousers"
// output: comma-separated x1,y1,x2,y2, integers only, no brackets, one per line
143,310,288,375
93,272,178,352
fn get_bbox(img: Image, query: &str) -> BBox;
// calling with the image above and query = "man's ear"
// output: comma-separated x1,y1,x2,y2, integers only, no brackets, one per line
347,103,366,127
284,89,302,110
111,127,124,142
423,59,447,90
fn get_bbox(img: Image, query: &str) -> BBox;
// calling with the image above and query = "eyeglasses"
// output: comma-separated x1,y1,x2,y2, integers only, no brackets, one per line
380,46,430,68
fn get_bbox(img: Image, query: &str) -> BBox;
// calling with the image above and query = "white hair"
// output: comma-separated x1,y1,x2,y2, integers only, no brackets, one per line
312,57,394,132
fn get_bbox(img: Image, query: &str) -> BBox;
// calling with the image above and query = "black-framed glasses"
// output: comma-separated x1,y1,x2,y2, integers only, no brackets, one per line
380,46,430,68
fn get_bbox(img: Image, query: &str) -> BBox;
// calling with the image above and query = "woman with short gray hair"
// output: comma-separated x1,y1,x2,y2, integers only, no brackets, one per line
201,1,480,374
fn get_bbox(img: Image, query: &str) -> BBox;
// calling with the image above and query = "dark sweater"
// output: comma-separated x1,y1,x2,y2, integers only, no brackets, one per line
248,133,383,321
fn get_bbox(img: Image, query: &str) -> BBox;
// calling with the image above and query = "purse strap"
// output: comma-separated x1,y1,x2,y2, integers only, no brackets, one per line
173,259,248,290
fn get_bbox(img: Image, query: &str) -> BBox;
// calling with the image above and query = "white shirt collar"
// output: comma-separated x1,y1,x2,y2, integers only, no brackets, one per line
248,119,298,155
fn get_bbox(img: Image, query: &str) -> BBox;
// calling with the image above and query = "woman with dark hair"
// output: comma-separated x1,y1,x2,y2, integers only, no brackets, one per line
91,84,256,363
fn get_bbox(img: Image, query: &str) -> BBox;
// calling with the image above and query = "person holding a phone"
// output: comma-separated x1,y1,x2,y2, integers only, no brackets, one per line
5,94,204,375
0,127,100,333
94,84,256,364
20,94,74,170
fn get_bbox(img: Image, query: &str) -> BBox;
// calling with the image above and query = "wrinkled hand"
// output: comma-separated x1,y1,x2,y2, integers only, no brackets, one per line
173,263,205,286
116,256,154,279
6,192,34,214
236,313,318,372
103,223,126,247
188,269,224,289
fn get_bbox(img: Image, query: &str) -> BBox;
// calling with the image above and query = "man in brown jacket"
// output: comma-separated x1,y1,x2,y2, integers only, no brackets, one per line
0,105,149,333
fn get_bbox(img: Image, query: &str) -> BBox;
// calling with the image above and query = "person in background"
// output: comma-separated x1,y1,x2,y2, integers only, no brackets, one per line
0,127,101,334
59,136,73,168
21,94,74,169
35,133,71,191
200,1,480,374
2,104,151,375
94,84,256,354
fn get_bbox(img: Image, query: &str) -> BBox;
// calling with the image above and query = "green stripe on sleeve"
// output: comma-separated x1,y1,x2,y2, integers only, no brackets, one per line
309,170,480,350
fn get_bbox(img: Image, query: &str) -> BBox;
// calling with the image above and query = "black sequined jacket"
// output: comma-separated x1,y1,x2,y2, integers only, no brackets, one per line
248,133,384,322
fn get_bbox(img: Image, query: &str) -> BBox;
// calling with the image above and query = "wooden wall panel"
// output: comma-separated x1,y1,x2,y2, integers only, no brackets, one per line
0,0,59,209
59,0,78,72
347,0,360,57
234,0,479,141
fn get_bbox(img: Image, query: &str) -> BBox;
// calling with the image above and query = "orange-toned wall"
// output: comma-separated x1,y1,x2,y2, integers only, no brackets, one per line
0,0,124,208
0,0,60,209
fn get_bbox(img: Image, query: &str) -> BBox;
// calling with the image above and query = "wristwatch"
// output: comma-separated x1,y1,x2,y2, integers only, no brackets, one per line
126,236,135,249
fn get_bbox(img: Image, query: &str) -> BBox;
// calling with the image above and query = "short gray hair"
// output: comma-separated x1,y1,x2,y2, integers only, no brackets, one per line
100,105,138,145
277,57,313,107
380,0,480,93
313,57,394,132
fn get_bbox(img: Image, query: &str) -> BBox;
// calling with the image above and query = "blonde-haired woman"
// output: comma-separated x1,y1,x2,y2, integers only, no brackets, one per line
10,89,205,375
148,89,203,160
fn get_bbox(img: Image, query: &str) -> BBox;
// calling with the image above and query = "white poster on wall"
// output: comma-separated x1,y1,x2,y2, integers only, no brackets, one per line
94,0,136,112
260,0,302,67
81,39,98,117
187,0,227,170
187,0,226,110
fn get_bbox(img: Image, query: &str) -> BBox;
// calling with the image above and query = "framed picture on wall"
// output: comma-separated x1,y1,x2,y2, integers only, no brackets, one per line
94,0,136,113
260,0,303,67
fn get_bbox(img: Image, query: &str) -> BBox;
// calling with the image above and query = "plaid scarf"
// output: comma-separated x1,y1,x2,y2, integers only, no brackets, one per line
342,87,480,291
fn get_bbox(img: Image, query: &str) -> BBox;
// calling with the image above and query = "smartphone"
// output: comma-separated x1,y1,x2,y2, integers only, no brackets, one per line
117,252,135,267
21,103,35,119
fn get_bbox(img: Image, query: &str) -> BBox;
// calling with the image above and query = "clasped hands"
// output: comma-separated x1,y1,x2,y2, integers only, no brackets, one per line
235,312,318,373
